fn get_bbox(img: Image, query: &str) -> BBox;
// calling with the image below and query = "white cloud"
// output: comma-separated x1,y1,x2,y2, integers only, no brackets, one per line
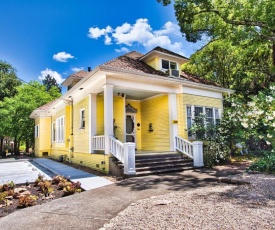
104,35,112,45
115,47,130,53
53,52,74,62
38,68,65,84
71,67,84,72
88,25,113,39
154,21,181,36
87,18,186,56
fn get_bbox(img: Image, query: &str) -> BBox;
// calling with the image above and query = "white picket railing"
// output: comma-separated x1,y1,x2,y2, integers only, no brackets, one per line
109,136,136,175
175,136,204,167
175,136,194,159
109,136,125,163
92,135,105,150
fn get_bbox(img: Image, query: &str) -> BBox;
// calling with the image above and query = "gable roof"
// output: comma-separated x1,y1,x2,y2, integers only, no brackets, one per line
100,51,167,76
69,70,88,78
150,46,189,60
101,49,219,87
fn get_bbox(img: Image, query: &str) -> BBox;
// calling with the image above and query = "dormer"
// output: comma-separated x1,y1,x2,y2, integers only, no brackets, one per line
139,46,189,77
62,70,89,91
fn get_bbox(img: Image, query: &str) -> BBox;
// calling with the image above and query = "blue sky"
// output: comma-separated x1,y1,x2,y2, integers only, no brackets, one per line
0,0,201,87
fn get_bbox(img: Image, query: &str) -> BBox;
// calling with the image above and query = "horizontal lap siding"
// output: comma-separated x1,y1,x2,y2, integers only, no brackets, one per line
34,117,51,157
73,96,89,153
96,95,104,135
141,94,170,151
177,93,223,139
114,96,125,142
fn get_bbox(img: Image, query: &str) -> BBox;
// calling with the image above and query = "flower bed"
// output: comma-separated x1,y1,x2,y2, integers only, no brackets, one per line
0,174,82,218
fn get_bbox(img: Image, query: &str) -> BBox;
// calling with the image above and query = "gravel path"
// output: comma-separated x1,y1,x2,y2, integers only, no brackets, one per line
101,173,275,230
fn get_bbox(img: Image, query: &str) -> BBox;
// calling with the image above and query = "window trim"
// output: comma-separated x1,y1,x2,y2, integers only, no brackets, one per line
56,116,65,143
80,108,85,129
35,125,39,138
186,105,220,139
52,122,56,142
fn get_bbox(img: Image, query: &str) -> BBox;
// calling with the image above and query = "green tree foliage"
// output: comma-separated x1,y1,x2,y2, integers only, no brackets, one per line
42,74,61,93
0,81,61,153
158,0,275,91
183,40,271,95
0,61,21,101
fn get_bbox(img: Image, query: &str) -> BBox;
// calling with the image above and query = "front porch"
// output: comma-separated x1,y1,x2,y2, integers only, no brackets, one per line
92,135,204,175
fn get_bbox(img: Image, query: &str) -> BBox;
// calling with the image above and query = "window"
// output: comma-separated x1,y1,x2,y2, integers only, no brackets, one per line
80,109,85,129
56,116,64,142
186,105,220,138
52,122,56,142
161,59,177,70
35,125,39,138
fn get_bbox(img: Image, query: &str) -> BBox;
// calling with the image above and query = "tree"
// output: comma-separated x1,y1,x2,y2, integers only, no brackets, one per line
182,39,271,95
42,74,61,93
0,81,61,154
0,61,21,100
0,61,21,150
158,0,275,85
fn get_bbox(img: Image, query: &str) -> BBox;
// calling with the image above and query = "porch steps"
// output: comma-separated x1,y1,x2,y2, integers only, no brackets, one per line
127,153,194,177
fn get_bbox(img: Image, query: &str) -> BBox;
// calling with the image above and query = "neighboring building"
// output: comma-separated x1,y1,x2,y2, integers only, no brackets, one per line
30,46,233,175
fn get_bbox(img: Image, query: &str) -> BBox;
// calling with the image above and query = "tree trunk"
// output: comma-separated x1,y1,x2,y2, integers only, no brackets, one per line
26,140,30,153
0,137,3,151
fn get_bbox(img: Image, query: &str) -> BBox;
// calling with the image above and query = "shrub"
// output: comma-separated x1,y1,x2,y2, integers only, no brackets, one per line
18,195,37,208
249,152,275,173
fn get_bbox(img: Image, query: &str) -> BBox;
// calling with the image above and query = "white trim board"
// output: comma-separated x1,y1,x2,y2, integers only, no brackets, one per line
182,86,223,99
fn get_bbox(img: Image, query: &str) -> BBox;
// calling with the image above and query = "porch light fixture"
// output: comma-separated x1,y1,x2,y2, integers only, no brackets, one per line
148,123,153,132
117,93,125,97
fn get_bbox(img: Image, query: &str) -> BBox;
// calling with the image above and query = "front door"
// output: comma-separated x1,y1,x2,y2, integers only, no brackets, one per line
126,113,135,143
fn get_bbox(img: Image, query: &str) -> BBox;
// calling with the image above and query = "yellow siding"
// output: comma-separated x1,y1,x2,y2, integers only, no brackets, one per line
177,94,223,139
141,94,170,151
73,96,89,153
126,100,141,150
96,95,104,135
34,117,52,157
114,96,125,142
145,57,159,70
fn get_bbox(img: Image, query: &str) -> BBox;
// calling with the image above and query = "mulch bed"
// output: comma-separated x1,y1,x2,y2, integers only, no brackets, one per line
0,182,75,219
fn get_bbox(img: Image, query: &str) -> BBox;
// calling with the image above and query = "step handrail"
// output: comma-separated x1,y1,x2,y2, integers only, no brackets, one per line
175,136,194,159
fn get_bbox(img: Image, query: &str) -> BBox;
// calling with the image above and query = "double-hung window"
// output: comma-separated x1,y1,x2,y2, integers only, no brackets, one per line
80,109,85,129
56,116,64,143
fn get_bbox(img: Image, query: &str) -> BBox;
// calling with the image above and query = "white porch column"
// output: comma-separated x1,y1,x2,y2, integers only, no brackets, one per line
168,94,178,151
193,141,204,167
89,93,97,153
103,84,114,154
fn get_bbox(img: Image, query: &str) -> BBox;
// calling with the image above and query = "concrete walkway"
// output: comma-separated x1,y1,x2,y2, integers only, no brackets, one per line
32,158,113,190
0,164,248,230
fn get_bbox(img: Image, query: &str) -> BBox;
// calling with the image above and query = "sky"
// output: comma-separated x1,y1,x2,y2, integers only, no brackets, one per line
0,0,202,89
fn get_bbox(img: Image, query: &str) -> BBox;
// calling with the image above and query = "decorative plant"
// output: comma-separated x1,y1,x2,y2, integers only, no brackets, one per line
1,181,15,192
18,195,37,208
0,191,8,203
52,175,65,184
63,181,81,196
34,174,44,186
38,180,53,197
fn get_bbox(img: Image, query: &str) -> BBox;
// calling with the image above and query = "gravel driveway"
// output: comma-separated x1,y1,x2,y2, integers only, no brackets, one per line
101,173,275,230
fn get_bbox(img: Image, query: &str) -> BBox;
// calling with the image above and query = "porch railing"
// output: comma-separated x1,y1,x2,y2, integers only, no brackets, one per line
109,136,136,175
92,135,105,150
175,136,204,167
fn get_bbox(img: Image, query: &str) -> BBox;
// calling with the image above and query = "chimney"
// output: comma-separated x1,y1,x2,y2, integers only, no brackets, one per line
88,67,92,72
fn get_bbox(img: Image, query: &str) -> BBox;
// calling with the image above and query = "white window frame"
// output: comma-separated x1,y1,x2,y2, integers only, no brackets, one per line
56,116,65,143
52,122,56,142
186,105,220,139
80,109,85,129
161,59,178,70
35,125,39,138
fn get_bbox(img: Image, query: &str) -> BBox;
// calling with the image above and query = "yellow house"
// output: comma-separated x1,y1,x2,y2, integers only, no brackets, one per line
30,47,233,176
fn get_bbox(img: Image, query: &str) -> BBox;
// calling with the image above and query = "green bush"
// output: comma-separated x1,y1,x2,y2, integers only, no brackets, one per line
249,152,275,173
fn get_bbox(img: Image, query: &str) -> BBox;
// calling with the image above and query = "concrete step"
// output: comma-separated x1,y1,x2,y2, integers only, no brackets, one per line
136,162,193,172
135,157,191,164
135,159,193,167
134,166,195,177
